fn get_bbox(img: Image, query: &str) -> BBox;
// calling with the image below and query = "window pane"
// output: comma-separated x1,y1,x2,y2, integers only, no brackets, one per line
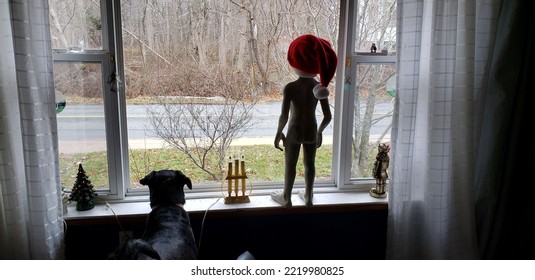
355,0,396,53
54,63,109,190
350,64,395,179
49,0,103,50
121,1,339,190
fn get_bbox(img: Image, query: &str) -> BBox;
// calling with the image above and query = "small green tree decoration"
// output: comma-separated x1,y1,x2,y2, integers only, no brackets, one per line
69,164,98,211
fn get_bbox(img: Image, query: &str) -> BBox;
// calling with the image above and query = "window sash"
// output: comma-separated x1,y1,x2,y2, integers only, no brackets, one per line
52,0,128,198
333,0,395,189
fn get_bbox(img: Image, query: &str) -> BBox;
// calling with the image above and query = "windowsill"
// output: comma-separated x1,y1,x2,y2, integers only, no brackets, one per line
63,189,388,222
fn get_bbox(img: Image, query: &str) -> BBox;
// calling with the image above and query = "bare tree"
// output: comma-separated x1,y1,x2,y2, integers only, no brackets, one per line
352,65,395,177
146,68,258,181
229,0,268,92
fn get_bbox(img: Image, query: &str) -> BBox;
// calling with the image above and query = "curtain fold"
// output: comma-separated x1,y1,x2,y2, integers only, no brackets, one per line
387,0,502,259
0,0,63,259
474,0,535,259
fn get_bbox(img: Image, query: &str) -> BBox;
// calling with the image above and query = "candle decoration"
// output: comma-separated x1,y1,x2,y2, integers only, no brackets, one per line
224,154,251,204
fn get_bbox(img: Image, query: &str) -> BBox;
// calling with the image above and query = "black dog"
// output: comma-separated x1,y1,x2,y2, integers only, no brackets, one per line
117,170,198,259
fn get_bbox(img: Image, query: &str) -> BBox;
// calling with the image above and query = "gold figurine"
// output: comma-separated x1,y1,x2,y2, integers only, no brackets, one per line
370,143,389,198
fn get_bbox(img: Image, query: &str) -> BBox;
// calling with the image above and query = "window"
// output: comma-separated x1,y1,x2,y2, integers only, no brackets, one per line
334,0,396,188
51,0,127,198
50,0,396,199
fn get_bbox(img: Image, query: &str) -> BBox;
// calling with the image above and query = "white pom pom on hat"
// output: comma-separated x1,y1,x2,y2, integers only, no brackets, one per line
313,84,330,99
287,34,338,99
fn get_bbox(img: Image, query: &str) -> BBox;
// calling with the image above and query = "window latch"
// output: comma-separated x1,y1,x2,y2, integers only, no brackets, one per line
107,72,122,93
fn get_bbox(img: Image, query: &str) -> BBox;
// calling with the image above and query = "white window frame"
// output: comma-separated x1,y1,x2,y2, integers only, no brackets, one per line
52,0,128,199
332,0,396,190
53,0,396,199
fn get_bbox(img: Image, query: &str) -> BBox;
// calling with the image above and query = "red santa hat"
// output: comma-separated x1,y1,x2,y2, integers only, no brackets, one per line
287,34,338,99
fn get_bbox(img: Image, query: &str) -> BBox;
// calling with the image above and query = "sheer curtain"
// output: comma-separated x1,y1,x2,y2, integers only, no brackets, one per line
0,0,64,259
387,0,501,259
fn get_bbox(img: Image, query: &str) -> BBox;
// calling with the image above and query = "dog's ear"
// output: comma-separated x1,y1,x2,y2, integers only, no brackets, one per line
176,170,192,190
140,170,157,186
185,176,192,190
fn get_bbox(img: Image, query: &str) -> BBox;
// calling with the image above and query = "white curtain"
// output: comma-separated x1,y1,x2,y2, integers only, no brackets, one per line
0,0,64,259
387,0,502,259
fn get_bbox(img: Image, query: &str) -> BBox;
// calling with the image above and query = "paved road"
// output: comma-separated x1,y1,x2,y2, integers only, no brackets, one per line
57,101,392,153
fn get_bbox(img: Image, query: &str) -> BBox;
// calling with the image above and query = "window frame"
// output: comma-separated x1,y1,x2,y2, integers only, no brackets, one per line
333,0,396,190
52,0,128,199
52,0,396,199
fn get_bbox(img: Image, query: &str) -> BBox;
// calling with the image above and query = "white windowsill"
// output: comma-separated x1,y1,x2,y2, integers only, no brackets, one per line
63,189,388,220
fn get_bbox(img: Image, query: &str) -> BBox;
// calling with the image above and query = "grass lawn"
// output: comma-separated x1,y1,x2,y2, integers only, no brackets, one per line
60,144,342,190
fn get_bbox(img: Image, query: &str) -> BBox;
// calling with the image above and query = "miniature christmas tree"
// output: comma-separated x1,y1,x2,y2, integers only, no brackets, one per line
69,163,98,211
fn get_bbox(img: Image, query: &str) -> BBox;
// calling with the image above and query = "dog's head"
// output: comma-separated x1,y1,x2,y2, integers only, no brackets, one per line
140,170,192,208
